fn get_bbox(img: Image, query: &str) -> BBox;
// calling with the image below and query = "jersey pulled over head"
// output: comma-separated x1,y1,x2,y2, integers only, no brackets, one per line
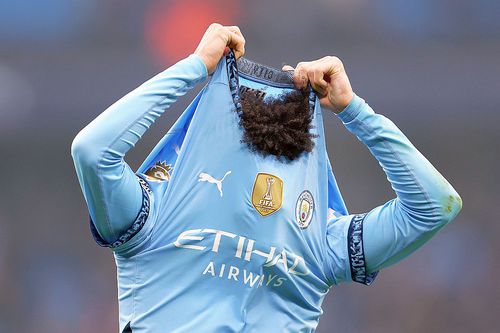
77,48,460,332
138,51,347,219
117,51,357,331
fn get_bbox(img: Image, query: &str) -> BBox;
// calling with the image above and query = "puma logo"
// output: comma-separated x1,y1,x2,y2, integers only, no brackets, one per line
198,171,232,197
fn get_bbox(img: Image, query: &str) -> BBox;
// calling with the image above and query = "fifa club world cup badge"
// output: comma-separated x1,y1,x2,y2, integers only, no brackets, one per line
144,161,172,182
295,190,314,229
252,173,283,216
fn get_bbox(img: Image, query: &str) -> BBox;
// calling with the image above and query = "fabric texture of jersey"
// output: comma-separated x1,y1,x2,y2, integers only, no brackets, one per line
113,53,363,332
71,51,462,333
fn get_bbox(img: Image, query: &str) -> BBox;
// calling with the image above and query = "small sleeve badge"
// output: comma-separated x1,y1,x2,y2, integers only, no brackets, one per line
144,161,172,182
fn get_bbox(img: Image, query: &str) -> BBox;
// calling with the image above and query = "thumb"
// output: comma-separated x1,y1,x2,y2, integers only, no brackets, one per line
282,65,294,71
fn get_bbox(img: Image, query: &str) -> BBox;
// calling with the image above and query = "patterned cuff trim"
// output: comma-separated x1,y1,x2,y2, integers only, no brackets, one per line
89,176,152,249
347,214,379,285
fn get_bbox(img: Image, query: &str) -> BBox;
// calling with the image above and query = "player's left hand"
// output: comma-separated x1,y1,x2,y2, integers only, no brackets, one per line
282,56,354,114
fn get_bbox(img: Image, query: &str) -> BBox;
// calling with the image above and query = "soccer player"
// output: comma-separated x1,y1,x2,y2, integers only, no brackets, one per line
71,24,462,332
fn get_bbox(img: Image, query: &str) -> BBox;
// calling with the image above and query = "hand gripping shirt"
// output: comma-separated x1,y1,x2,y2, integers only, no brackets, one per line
71,52,462,333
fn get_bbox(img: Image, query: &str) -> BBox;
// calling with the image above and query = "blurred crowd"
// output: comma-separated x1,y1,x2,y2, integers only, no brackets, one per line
0,1,498,332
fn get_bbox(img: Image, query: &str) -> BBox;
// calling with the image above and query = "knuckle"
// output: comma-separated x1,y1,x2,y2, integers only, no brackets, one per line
293,72,303,82
328,55,342,65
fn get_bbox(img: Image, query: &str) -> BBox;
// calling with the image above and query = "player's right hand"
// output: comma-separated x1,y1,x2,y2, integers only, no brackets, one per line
194,23,245,75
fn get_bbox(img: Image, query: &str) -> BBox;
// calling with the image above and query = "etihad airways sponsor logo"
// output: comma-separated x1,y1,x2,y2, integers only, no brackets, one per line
202,262,286,288
174,228,310,280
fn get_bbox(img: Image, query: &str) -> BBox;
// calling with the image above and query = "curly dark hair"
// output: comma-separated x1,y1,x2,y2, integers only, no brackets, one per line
238,87,317,161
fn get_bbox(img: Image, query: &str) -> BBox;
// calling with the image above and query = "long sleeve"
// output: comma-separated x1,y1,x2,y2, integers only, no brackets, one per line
71,54,208,245
325,95,462,285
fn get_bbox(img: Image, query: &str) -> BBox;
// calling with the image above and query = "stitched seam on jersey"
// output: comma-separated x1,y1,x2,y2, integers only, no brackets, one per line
95,84,193,240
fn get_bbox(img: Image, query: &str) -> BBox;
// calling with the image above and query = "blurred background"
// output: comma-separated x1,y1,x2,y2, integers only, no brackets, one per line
0,0,499,332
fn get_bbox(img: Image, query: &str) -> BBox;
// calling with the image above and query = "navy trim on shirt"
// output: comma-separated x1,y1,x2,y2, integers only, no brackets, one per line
89,176,152,249
226,50,317,122
347,214,379,285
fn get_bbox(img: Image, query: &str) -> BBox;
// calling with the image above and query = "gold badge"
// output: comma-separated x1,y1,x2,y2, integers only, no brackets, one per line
144,161,172,182
251,173,283,216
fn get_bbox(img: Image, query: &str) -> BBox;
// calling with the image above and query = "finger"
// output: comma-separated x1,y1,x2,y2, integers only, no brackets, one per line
226,26,243,39
281,65,294,71
293,63,309,90
227,30,245,59
317,56,343,78
226,26,245,57
310,68,329,96
305,58,340,89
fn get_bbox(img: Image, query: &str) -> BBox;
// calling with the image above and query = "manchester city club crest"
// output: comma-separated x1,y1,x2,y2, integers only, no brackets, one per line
144,161,172,182
251,173,283,217
295,190,314,229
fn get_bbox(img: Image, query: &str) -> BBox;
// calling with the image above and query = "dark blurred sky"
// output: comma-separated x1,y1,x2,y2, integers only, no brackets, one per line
0,1,499,332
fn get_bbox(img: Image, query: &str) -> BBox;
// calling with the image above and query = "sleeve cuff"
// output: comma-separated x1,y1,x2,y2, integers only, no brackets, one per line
336,94,366,124
89,176,153,253
347,214,379,286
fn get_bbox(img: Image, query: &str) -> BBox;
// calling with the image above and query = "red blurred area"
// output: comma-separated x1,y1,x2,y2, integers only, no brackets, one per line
145,0,241,66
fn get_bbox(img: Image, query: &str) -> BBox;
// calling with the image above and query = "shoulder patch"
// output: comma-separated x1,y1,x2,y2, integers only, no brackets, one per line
144,161,172,182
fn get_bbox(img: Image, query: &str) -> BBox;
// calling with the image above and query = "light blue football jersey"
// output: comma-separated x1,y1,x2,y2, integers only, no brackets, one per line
73,51,462,333
106,53,356,332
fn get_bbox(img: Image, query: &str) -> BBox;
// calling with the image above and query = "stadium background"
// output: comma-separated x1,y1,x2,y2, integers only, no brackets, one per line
0,0,499,332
